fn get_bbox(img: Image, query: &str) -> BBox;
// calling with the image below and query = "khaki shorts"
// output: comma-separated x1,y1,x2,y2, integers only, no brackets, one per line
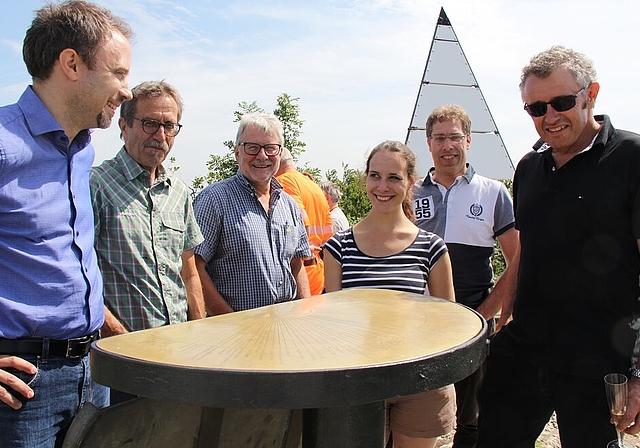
386,385,456,438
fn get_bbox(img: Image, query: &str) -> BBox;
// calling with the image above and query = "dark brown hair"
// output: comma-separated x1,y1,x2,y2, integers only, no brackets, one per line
366,140,417,220
23,0,133,80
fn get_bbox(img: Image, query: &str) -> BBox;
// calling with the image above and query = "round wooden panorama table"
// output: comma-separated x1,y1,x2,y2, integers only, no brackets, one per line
91,289,487,447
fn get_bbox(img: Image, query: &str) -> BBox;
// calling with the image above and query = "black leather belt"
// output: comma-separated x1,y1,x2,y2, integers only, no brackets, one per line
0,331,99,359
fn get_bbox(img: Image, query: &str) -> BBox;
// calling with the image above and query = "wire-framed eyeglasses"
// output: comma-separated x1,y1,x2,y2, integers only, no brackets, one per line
430,134,467,145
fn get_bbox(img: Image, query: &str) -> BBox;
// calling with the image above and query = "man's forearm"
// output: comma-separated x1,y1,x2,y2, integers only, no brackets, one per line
477,261,518,320
101,306,129,337
195,254,234,315
182,250,206,320
291,257,311,298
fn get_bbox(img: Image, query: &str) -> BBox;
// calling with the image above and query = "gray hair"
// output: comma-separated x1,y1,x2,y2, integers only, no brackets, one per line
120,80,184,126
320,181,342,204
280,147,294,162
235,113,284,146
520,45,597,94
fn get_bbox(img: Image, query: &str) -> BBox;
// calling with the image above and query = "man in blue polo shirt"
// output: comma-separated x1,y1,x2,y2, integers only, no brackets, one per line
0,2,133,446
412,104,519,448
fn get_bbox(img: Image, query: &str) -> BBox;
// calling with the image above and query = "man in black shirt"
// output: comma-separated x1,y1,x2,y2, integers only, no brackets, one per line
477,45,640,447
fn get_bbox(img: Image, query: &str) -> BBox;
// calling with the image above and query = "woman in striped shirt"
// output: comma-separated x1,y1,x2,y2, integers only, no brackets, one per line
323,140,456,448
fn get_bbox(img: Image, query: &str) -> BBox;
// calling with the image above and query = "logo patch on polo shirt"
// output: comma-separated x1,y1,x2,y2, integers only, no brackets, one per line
414,196,434,221
467,203,485,221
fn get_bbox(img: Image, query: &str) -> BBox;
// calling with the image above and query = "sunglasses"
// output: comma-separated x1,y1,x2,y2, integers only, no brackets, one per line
523,87,586,117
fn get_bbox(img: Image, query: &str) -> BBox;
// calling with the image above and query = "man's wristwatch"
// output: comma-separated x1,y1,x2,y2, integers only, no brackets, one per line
629,368,640,379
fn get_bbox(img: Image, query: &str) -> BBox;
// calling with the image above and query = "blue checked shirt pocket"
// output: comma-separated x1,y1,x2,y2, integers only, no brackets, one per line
274,221,299,259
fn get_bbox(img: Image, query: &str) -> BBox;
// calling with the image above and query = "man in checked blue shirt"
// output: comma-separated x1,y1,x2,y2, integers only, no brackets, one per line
194,113,311,314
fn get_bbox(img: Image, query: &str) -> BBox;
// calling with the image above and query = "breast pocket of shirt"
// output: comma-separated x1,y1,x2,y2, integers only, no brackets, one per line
159,212,187,255
274,222,298,259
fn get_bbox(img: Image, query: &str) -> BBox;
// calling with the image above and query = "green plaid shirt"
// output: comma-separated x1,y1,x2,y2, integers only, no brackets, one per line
90,148,203,331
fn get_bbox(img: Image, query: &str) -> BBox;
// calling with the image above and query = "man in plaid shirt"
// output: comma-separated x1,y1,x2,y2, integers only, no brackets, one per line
91,80,204,339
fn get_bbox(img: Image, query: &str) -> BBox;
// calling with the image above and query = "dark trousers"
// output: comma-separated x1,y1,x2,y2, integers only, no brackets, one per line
476,334,616,448
452,362,485,448
451,314,493,448
109,388,137,406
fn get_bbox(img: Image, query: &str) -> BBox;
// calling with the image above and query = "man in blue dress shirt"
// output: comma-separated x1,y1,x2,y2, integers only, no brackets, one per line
0,1,133,446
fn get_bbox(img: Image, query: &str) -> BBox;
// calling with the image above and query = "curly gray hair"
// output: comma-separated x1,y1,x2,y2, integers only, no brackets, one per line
520,45,597,95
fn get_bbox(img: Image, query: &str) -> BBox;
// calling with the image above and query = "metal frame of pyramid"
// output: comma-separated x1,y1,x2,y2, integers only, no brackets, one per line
405,8,515,180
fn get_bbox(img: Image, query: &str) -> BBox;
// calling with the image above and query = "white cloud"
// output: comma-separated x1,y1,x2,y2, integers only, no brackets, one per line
0,38,22,55
3,0,640,184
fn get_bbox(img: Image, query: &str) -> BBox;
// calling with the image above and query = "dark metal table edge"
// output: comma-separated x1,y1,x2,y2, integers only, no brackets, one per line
90,311,488,409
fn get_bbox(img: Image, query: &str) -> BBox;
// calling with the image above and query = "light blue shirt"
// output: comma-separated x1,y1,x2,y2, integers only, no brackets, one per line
0,87,103,339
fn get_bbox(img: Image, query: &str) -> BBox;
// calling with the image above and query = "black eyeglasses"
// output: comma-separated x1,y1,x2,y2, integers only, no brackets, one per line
132,117,183,137
523,87,586,117
240,142,282,156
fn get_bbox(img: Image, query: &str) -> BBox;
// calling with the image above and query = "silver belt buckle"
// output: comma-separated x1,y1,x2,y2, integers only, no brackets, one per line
65,334,91,358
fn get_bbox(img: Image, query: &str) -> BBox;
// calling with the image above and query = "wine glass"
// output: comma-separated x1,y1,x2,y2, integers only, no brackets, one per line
604,373,634,448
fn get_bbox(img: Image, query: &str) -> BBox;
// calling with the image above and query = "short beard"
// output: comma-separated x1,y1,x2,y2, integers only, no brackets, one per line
96,111,112,130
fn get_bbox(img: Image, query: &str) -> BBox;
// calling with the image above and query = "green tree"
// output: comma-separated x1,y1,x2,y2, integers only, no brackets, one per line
188,94,372,226
190,153,240,195
325,164,370,225
491,179,513,279
274,93,306,159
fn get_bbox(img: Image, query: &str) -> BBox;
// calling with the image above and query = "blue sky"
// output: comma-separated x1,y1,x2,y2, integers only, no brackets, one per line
2,0,639,184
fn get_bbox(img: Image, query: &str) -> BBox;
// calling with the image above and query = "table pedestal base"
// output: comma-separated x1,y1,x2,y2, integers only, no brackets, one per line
303,401,385,447
62,398,388,448
62,399,299,448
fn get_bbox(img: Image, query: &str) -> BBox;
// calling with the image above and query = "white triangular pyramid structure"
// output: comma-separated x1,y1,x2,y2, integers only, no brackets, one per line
405,8,515,180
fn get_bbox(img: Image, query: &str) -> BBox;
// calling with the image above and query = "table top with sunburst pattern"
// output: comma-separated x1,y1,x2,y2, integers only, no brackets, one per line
91,289,487,408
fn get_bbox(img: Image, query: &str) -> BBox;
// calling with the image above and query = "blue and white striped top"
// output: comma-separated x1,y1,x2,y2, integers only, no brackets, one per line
323,228,447,294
